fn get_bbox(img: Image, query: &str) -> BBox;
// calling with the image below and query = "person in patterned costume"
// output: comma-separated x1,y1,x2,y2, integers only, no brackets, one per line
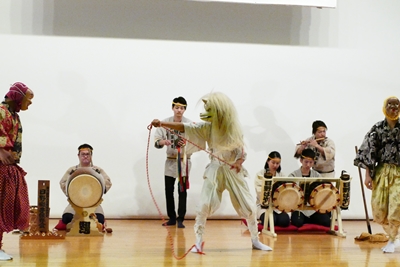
0,82,34,260
354,96,400,253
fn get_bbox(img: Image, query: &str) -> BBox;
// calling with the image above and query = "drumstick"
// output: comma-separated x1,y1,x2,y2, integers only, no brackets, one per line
355,146,372,234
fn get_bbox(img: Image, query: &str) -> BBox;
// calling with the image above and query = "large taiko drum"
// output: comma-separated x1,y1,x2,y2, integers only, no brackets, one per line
67,167,105,208
272,182,304,212
308,182,340,214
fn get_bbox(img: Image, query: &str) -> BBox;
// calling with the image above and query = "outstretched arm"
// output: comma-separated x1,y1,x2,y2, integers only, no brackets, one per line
151,119,185,132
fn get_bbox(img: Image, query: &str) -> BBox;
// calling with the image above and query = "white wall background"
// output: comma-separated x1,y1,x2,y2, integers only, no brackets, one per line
0,0,399,220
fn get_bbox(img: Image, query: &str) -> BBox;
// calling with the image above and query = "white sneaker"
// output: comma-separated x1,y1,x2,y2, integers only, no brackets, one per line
0,250,12,261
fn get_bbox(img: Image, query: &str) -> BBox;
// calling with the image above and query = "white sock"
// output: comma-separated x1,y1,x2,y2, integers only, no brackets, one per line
382,241,396,253
252,238,272,251
0,250,12,261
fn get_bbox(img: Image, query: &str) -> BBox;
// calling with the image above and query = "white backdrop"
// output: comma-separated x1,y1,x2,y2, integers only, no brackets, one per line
0,0,400,220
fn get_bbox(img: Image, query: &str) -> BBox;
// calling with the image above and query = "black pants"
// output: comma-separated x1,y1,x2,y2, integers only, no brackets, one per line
290,211,331,227
165,175,187,222
260,211,290,227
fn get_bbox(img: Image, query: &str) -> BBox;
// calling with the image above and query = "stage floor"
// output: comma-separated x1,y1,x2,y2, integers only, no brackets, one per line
1,219,399,267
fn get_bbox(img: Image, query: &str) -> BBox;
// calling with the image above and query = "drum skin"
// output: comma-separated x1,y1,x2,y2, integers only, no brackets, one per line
308,183,340,213
67,167,105,208
272,182,304,212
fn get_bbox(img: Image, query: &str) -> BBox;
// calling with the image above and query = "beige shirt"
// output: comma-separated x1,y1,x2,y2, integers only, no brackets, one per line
295,136,335,175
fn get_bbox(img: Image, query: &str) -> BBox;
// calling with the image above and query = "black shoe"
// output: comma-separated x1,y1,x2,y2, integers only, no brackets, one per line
177,221,185,228
162,220,176,226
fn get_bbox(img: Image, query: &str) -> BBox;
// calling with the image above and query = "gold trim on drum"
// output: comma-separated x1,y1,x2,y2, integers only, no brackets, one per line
308,183,340,213
272,182,304,212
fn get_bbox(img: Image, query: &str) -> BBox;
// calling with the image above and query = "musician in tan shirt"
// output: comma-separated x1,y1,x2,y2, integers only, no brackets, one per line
294,120,336,177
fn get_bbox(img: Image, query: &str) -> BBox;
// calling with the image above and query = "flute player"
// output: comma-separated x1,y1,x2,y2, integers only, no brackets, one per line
294,120,336,178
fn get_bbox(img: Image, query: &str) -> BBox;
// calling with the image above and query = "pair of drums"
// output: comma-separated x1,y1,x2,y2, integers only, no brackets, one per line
66,167,105,208
271,182,340,213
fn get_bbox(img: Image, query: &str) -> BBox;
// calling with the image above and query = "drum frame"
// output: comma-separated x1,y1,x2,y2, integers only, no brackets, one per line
66,167,106,236
261,176,351,238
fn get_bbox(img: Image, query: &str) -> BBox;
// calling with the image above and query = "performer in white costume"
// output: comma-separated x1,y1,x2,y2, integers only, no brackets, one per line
151,92,271,253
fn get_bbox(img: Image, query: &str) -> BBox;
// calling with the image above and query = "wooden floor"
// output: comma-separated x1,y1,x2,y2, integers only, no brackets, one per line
1,219,400,267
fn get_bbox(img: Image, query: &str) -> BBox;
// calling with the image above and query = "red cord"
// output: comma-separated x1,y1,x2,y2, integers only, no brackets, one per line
146,124,201,259
146,122,240,256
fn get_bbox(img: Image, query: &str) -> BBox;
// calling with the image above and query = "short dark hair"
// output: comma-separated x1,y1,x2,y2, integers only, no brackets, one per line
301,148,316,160
312,120,327,134
78,143,93,154
172,96,187,109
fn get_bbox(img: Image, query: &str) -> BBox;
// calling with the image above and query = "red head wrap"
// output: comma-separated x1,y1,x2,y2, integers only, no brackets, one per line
5,82,29,112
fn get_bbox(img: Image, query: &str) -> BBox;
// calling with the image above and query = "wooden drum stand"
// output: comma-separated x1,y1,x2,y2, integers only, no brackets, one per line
21,180,65,239
260,174,351,238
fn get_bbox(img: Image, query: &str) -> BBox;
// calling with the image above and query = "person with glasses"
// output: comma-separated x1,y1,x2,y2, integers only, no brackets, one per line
54,144,112,232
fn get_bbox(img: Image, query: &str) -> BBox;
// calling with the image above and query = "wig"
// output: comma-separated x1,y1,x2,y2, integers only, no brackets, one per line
200,92,244,151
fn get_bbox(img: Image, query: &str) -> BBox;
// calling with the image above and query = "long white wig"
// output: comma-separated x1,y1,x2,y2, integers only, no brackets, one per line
200,92,244,151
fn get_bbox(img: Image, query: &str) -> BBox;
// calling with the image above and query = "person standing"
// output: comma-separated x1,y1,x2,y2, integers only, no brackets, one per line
295,120,336,177
0,82,34,260
154,97,193,228
354,96,400,253
151,92,272,252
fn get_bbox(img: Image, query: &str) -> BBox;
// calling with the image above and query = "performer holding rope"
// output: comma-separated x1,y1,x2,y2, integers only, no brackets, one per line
151,92,272,253
154,96,194,229
354,96,400,253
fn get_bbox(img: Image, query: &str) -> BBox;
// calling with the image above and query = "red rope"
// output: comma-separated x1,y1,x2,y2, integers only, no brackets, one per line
146,124,204,258
153,124,235,168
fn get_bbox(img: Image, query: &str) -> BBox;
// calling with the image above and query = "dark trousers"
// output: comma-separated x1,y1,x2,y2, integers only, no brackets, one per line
165,175,187,222
260,211,290,227
291,211,331,227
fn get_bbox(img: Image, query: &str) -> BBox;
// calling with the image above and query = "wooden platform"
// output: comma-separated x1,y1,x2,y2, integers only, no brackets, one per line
1,219,399,266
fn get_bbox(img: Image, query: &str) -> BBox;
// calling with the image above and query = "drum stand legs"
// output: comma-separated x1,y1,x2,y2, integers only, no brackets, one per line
67,201,104,237
262,207,277,238
328,206,346,237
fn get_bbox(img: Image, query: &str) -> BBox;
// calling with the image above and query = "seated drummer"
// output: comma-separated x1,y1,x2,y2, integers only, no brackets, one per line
254,151,290,227
54,144,112,231
289,149,330,228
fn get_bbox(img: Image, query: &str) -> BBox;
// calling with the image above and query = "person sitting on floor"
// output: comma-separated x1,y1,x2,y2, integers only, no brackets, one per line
254,151,290,228
289,149,331,228
54,144,112,233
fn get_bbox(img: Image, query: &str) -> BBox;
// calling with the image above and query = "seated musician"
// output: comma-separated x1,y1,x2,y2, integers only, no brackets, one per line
254,151,290,227
289,149,330,228
54,144,112,232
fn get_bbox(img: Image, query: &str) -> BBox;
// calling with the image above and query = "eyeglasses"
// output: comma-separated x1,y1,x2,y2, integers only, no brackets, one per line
80,153,91,157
